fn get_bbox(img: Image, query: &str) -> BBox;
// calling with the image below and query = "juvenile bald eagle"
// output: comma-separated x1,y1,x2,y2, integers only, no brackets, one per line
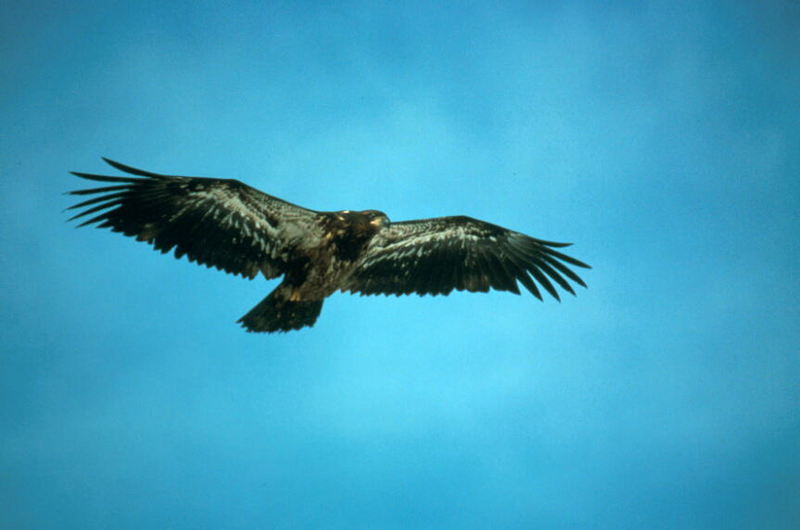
67,158,590,332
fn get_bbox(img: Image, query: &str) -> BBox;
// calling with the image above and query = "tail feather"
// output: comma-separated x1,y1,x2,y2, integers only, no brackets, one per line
238,287,323,333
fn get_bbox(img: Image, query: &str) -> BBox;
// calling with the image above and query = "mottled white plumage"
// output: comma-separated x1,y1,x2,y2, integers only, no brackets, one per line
68,158,590,332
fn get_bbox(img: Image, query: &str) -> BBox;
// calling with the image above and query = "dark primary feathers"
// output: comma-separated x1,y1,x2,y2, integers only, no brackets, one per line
344,217,588,300
67,158,590,332
68,158,321,280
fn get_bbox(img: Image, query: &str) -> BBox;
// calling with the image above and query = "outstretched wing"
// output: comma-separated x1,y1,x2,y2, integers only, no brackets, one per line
67,158,323,279
342,216,590,299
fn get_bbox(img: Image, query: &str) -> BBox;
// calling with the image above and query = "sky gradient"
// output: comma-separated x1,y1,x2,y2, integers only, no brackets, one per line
2,1,799,528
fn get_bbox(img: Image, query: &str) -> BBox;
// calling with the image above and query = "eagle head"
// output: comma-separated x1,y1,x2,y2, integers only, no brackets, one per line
336,209,390,230
362,209,390,229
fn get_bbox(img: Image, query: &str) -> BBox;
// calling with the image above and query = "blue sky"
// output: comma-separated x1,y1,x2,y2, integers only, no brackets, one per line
2,1,799,528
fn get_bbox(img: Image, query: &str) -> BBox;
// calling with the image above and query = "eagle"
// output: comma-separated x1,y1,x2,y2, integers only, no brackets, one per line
67,158,590,332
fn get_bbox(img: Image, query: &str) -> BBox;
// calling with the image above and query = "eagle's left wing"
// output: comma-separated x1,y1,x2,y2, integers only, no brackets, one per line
342,216,589,299
67,158,324,279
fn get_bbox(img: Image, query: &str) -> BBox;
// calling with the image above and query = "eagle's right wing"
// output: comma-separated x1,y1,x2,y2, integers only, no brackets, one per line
67,158,323,279
343,216,590,299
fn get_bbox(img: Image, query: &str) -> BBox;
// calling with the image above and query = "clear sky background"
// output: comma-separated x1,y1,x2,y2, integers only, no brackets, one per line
2,1,799,528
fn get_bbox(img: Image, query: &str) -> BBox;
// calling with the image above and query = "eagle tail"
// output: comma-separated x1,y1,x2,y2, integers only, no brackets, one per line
237,286,323,333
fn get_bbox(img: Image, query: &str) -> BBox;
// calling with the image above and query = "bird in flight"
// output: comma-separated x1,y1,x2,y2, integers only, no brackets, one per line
67,158,590,332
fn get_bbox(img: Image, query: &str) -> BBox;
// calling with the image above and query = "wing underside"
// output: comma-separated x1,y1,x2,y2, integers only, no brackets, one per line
67,158,322,279
343,216,590,300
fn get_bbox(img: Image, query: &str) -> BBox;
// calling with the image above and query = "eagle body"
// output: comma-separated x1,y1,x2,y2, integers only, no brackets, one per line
68,159,590,332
